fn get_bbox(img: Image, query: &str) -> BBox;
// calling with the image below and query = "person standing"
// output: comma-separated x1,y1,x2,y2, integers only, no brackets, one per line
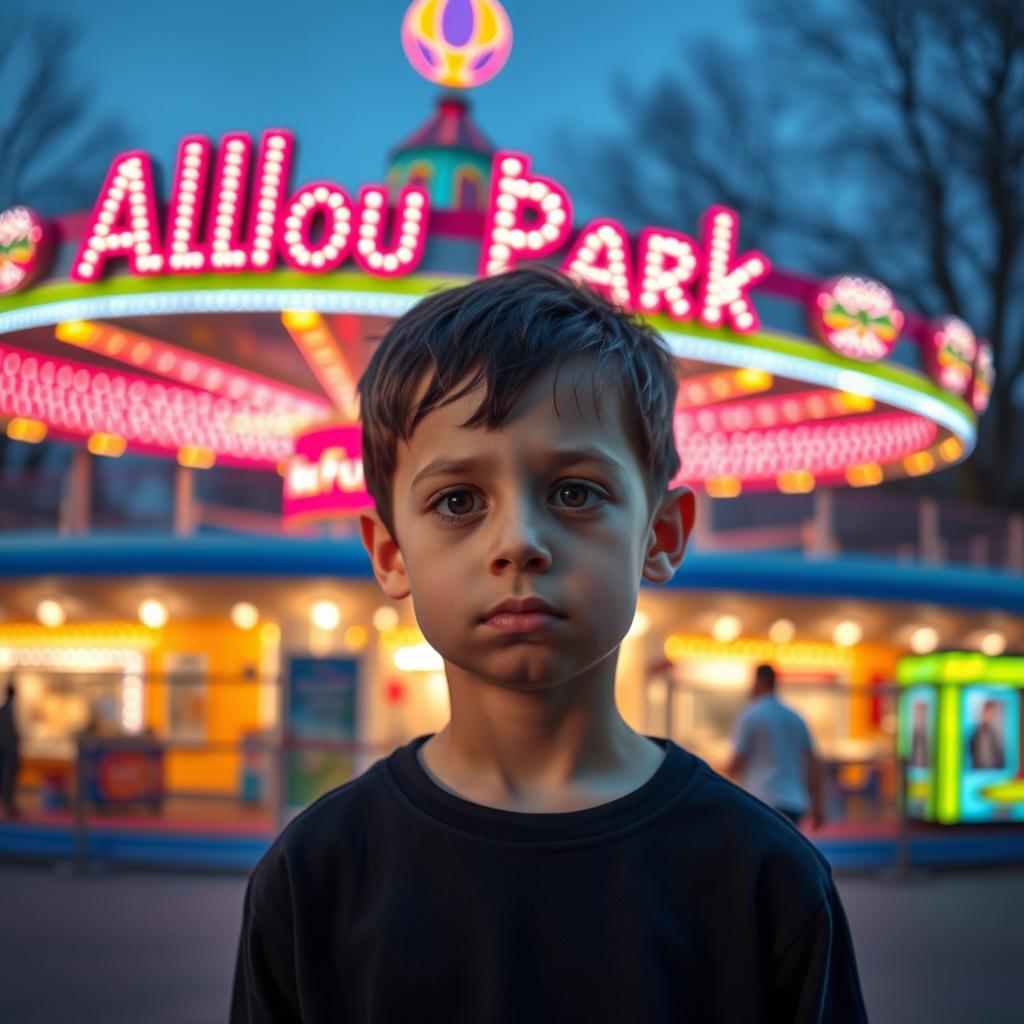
727,664,825,829
0,681,21,817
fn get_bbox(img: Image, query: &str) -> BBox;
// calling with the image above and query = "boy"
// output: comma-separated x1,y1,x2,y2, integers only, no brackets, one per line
231,267,868,1022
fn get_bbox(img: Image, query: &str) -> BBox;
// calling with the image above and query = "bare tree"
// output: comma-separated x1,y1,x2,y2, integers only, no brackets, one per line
575,0,1024,507
0,11,125,214
0,11,126,479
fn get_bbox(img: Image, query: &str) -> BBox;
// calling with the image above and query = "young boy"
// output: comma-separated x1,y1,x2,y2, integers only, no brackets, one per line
231,267,868,1022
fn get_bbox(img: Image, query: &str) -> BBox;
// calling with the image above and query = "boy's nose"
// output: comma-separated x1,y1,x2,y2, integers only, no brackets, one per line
487,507,553,570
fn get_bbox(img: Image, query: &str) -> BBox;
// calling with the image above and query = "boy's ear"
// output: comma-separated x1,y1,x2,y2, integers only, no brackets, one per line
642,485,695,585
359,509,412,601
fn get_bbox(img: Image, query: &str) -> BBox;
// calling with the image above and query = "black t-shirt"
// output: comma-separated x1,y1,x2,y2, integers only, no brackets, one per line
231,734,868,1023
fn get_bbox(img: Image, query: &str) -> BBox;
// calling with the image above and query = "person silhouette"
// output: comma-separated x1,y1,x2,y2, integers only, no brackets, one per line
0,681,21,817
727,664,825,828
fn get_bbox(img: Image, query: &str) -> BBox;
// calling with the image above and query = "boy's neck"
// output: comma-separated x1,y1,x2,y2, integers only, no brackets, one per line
416,710,666,814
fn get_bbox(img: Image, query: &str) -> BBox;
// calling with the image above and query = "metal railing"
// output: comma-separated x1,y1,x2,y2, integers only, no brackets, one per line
692,488,1024,571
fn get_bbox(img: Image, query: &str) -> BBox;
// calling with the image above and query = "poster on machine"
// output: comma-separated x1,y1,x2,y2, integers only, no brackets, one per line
285,656,358,812
899,686,936,820
960,686,1023,822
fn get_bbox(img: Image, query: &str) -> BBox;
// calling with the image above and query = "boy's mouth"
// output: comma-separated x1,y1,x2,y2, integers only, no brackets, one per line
482,611,563,634
479,596,566,633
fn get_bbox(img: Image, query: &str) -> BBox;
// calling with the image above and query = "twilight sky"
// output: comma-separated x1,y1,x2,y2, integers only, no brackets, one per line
42,0,749,219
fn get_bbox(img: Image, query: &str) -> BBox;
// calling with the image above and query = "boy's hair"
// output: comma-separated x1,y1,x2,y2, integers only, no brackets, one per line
356,266,682,542
755,664,777,691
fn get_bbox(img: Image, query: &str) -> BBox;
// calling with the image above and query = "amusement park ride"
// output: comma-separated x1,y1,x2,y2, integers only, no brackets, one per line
0,0,994,528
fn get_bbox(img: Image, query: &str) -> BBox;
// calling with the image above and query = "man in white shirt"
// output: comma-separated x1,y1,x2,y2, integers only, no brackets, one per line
726,664,825,828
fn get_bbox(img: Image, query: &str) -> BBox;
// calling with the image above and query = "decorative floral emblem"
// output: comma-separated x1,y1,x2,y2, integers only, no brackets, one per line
928,316,978,396
0,206,49,296
402,0,513,89
810,276,904,361
971,340,994,414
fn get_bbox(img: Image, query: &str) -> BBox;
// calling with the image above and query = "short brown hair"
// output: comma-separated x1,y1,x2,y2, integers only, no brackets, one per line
356,266,681,542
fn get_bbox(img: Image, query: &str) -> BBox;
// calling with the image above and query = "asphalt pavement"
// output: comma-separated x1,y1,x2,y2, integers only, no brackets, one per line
0,861,1021,1022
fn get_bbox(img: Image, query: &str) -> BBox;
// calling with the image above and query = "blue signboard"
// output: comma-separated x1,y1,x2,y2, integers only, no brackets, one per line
285,656,358,810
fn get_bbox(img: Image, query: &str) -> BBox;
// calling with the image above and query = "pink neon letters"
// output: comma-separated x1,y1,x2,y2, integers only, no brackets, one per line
351,185,430,277
560,219,633,308
74,152,164,280
479,151,573,276
696,206,769,332
636,228,701,321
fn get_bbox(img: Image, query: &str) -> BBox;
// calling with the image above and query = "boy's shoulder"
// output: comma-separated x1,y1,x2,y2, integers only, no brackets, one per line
678,758,835,927
687,757,829,862
247,757,390,905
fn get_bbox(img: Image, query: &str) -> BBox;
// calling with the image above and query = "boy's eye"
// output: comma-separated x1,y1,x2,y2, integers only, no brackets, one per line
435,490,480,519
429,482,605,524
557,483,598,507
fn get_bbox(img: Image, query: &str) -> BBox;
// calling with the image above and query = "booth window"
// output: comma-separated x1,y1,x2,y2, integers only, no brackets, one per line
406,161,433,190
455,166,483,210
165,652,209,742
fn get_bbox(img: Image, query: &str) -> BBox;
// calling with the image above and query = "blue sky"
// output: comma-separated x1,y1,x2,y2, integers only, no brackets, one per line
43,0,749,218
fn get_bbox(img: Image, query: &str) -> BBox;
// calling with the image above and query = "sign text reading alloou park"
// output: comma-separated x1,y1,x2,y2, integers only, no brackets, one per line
70,129,770,335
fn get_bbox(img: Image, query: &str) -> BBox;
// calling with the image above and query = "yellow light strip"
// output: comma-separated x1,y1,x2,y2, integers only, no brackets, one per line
904,451,935,476
281,310,360,417
733,368,773,392
833,391,876,413
0,624,159,647
178,445,216,469
6,417,47,443
705,476,742,498
664,633,854,666
87,433,127,457
845,462,883,487
679,367,774,408
938,436,963,462
777,469,815,493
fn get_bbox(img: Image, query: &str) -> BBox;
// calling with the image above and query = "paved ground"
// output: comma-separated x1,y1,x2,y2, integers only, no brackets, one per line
0,861,1021,1022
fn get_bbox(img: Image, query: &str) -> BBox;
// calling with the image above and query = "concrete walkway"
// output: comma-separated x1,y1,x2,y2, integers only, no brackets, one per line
0,862,1021,1022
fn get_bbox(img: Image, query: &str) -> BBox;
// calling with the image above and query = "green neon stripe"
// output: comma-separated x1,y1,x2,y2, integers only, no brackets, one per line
0,269,463,314
936,684,962,823
898,652,1024,687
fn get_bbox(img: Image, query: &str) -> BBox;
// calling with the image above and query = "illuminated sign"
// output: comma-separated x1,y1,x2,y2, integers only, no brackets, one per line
971,340,994,415
71,136,774,336
0,339,294,466
0,206,51,296
283,424,372,523
402,0,513,89
809,275,904,361
927,316,977,396
0,128,980,404
898,653,1024,824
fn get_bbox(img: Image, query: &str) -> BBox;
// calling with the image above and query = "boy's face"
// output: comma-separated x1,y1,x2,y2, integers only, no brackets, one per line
360,357,693,693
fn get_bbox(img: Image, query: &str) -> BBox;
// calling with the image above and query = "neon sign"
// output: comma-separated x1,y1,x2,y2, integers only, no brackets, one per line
71,137,774,336
283,425,372,523
927,316,978,396
971,340,994,415
0,206,50,296
402,0,513,89
810,275,904,361
34,128,987,399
